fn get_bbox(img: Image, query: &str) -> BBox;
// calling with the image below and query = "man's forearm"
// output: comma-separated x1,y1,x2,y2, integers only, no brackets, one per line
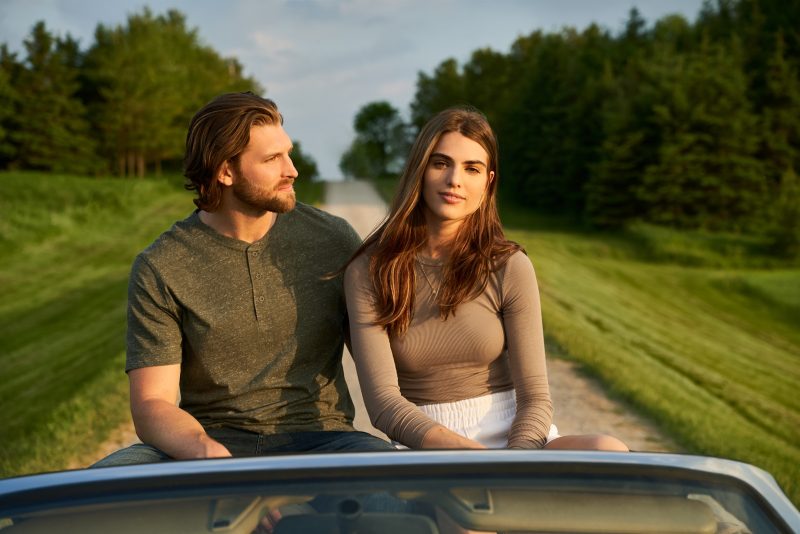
132,399,231,459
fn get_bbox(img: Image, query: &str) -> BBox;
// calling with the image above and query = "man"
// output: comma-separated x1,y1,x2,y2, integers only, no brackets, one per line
95,92,392,466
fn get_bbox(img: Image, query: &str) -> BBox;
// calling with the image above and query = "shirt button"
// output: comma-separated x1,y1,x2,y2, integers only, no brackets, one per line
256,273,263,279
258,296,265,303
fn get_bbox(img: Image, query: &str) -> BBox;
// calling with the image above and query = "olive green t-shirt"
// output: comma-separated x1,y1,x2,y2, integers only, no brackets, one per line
126,203,360,434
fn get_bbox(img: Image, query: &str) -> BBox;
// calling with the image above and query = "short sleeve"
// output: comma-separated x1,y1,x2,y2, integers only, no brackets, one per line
125,254,184,372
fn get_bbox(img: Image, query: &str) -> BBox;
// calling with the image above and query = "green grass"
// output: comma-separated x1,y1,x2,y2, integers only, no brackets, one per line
501,208,800,506
0,171,193,475
0,171,322,476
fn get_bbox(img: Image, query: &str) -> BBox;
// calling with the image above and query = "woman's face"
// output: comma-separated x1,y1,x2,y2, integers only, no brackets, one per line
421,131,494,229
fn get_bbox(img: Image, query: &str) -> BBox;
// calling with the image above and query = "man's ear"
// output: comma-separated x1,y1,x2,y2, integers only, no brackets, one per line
216,160,235,186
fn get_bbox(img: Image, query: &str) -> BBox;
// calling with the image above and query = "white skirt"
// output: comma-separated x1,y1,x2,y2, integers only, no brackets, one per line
400,389,559,449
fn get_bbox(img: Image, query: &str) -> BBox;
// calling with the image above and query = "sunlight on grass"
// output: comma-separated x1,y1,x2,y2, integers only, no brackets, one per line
504,217,800,506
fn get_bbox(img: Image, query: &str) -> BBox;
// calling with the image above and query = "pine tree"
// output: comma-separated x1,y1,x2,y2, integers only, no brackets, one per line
0,45,20,166
586,61,650,227
10,22,100,174
765,167,800,257
761,32,800,184
639,35,765,229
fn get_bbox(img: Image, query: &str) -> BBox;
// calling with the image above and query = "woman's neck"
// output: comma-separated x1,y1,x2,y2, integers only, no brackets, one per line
424,218,462,260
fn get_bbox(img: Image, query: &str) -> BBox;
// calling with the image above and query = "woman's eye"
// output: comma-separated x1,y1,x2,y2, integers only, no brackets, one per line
466,167,480,174
431,160,447,169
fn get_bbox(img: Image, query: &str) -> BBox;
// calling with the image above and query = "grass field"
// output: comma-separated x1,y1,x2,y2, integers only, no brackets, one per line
500,208,800,506
0,171,322,476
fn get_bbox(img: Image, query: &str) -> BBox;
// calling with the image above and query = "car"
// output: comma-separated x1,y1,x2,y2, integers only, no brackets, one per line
0,450,797,533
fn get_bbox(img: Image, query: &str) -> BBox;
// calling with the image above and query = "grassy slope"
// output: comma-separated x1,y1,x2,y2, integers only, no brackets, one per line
501,210,800,505
0,172,193,475
0,172,322,476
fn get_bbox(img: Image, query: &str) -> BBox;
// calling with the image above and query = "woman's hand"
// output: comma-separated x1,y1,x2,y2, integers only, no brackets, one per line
421,424,487,449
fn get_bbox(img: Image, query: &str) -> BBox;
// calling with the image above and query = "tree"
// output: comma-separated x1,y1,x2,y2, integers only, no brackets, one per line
585,61,651,227
340,101,409,179
0,45,19,165
760,32,800,185
9,22,100,174
410,58,465,130
765,168,800,257
290,140,319,181
638,36,765,229
84,9,261,177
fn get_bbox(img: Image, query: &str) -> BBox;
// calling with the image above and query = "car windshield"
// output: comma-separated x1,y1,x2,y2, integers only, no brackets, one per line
0,454,793,534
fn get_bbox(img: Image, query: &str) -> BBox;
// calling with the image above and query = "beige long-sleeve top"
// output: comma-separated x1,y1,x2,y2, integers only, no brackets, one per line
344,250,553,449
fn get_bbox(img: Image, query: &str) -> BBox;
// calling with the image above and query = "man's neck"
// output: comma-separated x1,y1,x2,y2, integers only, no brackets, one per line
198,208,278,244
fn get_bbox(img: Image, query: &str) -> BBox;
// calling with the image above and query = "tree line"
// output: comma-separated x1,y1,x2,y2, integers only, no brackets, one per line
0,8,319,179
341,0,800,256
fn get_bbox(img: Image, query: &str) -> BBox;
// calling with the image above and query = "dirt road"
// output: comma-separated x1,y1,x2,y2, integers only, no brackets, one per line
323,180,677,452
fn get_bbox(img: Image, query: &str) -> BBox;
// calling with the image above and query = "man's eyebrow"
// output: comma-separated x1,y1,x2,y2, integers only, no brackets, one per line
263,145,293,159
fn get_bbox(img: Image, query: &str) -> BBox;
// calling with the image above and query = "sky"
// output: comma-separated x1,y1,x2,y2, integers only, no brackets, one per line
0,0,705,179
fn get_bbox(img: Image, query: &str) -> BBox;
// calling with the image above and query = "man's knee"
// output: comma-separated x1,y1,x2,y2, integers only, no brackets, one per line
90,443,172,468
332,431,396,452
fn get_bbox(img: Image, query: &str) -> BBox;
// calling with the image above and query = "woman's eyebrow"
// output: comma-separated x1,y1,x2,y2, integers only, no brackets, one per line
463,160,487,167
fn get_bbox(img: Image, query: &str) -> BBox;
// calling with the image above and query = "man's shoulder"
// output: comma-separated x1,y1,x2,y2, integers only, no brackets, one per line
135,211,202,268
284,202,360,246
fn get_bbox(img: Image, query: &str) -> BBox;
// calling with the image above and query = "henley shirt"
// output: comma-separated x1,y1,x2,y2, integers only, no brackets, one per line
126,203,360,434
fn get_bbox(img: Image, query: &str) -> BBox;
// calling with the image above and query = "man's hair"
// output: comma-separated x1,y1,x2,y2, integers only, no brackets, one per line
184,92,283,211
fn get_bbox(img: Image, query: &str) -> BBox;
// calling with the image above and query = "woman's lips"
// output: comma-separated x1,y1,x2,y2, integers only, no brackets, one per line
439,191,465,204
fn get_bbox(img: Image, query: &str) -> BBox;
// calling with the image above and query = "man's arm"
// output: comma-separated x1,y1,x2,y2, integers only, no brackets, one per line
129,364,231,459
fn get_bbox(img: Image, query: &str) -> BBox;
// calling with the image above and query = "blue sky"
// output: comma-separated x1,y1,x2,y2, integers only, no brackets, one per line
0,1,704,178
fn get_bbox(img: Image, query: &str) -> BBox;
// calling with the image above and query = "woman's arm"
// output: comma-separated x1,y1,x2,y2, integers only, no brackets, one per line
501,252,554,449
344,255,484,449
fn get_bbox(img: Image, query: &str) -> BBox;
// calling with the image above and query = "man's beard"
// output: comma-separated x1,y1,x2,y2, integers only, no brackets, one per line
232,175,296,214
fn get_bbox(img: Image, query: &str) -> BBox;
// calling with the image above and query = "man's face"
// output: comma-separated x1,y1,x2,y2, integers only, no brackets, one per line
230,124,298,214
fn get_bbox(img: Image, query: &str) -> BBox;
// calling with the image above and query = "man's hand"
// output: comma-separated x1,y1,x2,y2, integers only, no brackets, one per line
129,365,232,459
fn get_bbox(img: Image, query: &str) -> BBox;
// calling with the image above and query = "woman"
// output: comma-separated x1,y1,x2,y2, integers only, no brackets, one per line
344,107,627,451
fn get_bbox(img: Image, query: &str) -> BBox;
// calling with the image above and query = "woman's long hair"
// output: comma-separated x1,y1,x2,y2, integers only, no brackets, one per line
347,107,521,337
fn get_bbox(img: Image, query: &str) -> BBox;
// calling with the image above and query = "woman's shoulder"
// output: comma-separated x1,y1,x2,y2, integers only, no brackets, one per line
495,249,537,295
499,249,534,277
344,247,373,281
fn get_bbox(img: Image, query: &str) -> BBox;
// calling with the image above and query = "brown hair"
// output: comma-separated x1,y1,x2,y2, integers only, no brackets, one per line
184,92,282,211
349,107,521,337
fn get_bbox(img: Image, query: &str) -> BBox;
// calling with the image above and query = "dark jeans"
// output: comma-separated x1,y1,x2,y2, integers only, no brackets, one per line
91,428,405,514
91,428,394,467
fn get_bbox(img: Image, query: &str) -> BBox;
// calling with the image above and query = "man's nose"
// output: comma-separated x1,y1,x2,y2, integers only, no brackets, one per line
286,155,299,178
